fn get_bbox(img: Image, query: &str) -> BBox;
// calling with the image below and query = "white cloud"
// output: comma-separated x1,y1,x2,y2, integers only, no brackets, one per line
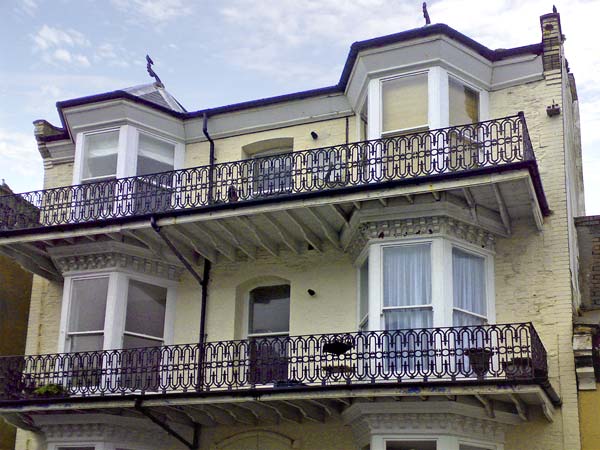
110,0,192,24
14,0,39,17
32,25,89,51
32,25,93,68
0,128,43,192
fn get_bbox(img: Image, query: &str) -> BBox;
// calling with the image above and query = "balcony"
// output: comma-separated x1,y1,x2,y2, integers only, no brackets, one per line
0,323,551,403
0,114,547,236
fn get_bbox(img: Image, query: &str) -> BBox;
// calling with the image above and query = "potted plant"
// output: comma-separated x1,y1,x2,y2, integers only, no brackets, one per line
464,348,493,379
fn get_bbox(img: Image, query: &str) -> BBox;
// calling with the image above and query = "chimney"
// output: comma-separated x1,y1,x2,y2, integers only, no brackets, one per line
540,8,564,73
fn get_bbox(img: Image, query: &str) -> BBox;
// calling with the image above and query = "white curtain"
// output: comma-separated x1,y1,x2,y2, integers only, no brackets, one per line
383,244,432,330
452,248,486,326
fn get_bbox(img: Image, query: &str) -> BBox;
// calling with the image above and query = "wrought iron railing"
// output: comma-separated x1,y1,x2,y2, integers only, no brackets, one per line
0,114,538,233
0,323,548,401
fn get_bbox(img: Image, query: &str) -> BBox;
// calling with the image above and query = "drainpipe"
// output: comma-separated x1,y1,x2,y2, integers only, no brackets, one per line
203,112,215,204
150,217,211,389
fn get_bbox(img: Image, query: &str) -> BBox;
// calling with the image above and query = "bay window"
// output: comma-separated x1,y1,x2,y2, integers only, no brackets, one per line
74,126,182,186
363,237,494,331
60,272,175,354
367,68,488,140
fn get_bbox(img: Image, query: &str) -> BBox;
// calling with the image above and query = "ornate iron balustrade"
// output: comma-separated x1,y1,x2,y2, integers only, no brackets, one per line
0,323,547,402
0,114,538,233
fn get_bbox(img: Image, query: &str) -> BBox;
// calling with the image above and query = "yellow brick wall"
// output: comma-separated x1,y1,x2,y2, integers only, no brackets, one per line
489,73,580,449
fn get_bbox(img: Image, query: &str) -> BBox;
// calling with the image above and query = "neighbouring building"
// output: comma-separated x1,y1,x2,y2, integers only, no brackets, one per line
0,8,587,450
0,181,33,450
573,216,600,450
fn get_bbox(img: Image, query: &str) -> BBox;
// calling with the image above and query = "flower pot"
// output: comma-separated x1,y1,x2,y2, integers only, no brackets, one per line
465,348,493,379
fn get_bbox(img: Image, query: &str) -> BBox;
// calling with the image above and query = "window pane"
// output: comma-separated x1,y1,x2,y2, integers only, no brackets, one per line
387,441,436,450
137,133,175,176
69,277,109,332
125,280,167,339
382,74,428,133
123,334,162,349
249,285,290,335
359,259,369,323
384,308,433,330
82,131,119,180
383,244,431,307
70,334,104,352
57,447,96,450
453,248,486,318
449,78,479,126
253,151,293,193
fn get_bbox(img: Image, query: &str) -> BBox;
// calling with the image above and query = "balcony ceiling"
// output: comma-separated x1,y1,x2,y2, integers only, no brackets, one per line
0,168,543,281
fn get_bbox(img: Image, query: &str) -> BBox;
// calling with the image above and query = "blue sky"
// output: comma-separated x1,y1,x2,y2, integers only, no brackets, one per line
1,0,599,213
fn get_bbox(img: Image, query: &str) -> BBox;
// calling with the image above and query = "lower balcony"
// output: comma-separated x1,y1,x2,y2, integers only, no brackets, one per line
0,323,553,401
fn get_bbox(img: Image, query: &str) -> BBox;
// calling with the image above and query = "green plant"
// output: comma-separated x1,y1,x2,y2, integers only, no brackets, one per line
32,383,67,397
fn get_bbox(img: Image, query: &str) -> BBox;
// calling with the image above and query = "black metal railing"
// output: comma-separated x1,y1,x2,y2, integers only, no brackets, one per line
0,323,548,401
0,114,537,233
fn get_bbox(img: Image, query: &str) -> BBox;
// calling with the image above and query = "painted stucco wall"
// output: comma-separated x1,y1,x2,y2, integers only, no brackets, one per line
579,387,600,450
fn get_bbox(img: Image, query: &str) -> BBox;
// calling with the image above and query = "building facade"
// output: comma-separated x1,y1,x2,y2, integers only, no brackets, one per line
0,9,586,450
0,182,33,450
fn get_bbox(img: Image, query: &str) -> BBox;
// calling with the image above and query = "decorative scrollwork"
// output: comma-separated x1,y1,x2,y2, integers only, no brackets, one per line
0,115,537,233
0,323,548,401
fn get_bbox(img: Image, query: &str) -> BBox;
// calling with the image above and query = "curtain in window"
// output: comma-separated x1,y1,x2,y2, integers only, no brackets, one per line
382,74,428,133
452,248,486,326
449,78,479,126
383,244,432,330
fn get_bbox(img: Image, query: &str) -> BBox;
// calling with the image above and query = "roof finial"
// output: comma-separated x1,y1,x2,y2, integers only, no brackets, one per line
422,2,431,25
552,5,557,13
146,54,164,88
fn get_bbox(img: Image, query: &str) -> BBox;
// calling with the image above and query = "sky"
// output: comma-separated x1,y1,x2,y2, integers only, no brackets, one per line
1,0,599,214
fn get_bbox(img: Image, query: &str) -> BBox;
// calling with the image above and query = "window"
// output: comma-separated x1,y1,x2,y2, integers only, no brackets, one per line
449,77,479,126
136,133,175,176
381,73,429,135
364,237,493,331
81,130,119,183
247,285,290,385
452,248,486,326
67,277,109,352
123,280,167,348
383,244,433,330
359,259,369,330
387,442,436,450
251,148,293,195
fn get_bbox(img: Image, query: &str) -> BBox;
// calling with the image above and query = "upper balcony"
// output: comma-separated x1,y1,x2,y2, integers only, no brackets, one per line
0,115,548,279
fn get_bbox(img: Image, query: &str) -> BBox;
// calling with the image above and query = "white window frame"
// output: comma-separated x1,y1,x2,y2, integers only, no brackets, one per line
244,283,291,340
366,67,489,141
361,235,495,331
58,270,177,353
73,125,184,185
368,434,503,450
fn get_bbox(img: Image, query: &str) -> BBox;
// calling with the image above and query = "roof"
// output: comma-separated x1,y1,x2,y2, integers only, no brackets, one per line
39,23,544,142
122,83,187,113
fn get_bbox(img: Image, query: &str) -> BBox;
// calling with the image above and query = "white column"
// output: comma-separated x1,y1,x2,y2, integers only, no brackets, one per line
103,272,128,350
368,243,382,331
367,79,381,140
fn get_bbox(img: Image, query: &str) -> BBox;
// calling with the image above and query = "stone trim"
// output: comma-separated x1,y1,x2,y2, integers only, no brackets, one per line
49,242,184,280
348,215,496,260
